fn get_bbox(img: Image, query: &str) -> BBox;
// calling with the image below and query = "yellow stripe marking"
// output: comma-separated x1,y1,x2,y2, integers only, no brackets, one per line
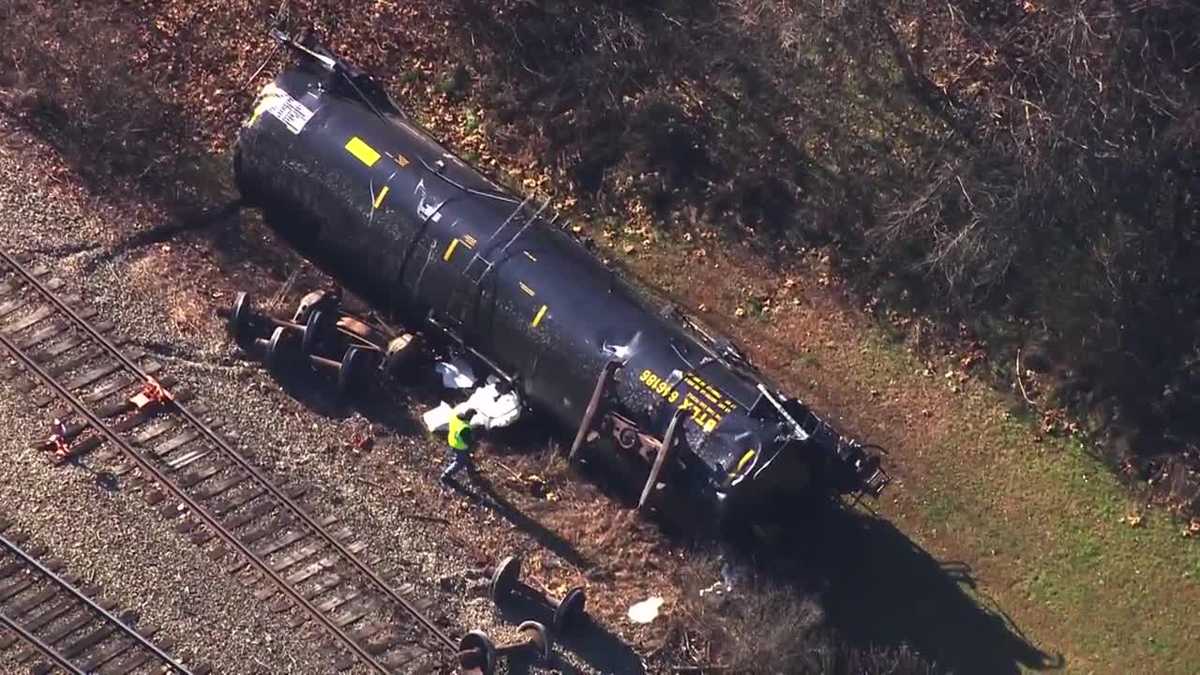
519,282,536,297
531,305,548,327
247,83,281,126
345,136,381,167
249,99,272,126
443,239,461,262
372,185,390,209
736,450,756,472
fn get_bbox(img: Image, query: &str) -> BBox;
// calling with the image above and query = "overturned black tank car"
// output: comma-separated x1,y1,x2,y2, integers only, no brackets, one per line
234,33,889,526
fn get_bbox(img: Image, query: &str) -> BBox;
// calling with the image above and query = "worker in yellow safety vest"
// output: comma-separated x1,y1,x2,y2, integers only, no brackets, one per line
441,408,478,485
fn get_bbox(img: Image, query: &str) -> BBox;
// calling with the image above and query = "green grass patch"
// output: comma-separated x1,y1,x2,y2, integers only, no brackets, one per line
842,309,1200,672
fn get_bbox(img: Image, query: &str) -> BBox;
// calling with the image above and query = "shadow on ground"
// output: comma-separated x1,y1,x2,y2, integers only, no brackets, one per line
263,359,425,437
442,465,594,574
771,503,1062,675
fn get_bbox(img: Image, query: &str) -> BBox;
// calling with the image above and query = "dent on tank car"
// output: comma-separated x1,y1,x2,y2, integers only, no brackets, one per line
234,30,890,532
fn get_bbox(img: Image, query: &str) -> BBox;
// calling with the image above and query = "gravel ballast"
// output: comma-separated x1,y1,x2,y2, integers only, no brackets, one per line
0,118,649,673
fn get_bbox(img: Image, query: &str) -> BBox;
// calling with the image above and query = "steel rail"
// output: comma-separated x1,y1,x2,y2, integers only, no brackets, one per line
0,250,456,653
0,533,193,674
0,607,84,674
0,322,390,674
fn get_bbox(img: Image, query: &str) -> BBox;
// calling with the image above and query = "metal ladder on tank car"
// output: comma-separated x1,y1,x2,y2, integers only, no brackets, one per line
461,195,556,285
446,196,556,328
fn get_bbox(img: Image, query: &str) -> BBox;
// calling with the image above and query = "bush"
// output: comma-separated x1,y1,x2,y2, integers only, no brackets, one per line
667,551,938,674
453,0,1200,509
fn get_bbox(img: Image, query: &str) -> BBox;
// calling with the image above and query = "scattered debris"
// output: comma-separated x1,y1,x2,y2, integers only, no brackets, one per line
698,579,732,608
347,427,374,452
1120,512,1144,528
628,596,664,624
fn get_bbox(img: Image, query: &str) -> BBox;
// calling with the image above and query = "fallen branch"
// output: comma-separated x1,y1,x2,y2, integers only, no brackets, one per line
1015,348,1036,406
244,41,281,87
490,458,524,481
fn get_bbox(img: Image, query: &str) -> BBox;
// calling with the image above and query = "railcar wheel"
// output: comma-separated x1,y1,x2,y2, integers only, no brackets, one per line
518,621,553,663
302,310,332,356
229,292,253,345
458,631,496,675
265,326,296,372
552,587,587,634
336,347,377,398
490,555,520,605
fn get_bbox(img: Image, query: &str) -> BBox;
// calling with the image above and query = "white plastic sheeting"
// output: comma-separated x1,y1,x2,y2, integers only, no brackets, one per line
422,375,522,432
434,357,477,389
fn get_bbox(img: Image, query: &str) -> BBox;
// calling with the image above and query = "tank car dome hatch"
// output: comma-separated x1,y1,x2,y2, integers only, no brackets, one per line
234,30,889,529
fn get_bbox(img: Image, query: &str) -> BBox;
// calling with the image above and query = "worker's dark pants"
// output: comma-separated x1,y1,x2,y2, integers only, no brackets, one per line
441,449,473,481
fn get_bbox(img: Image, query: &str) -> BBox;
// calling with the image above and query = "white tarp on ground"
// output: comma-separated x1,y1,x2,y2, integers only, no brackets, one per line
627,596,665,624
422,376,522,432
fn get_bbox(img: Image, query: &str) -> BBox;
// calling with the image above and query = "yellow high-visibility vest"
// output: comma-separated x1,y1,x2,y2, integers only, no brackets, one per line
447,414,472,452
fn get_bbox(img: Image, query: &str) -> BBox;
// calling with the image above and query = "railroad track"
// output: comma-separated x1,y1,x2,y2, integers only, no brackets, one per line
0,521,199,674
0,251,456,673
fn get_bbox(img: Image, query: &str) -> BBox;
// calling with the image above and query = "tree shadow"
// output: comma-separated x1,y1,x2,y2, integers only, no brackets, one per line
772,503,1063,675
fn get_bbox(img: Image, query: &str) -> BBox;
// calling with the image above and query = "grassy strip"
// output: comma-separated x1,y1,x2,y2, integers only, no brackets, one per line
834,315,1200,673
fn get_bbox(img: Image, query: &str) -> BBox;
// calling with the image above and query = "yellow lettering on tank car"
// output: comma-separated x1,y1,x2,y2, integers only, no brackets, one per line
641,369,703,415
345,136,381,167
703,418,718,433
